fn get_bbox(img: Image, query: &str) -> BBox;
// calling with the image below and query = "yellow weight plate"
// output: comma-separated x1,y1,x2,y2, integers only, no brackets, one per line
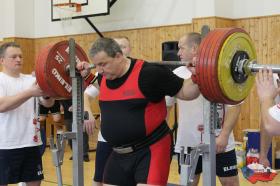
217,32,257,102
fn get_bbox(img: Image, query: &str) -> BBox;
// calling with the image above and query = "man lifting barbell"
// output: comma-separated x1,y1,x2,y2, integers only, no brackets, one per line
91,36,132,186
77,37,200,186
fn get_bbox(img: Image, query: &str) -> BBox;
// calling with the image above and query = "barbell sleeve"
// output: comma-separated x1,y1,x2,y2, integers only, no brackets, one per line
247,61,280,73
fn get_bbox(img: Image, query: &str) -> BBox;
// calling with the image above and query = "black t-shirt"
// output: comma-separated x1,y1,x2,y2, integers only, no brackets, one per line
98,58,185,146
98,58,184,101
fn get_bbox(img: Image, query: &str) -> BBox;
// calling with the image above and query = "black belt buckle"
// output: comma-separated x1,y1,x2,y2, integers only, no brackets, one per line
112,123,170,154
113,146,134,154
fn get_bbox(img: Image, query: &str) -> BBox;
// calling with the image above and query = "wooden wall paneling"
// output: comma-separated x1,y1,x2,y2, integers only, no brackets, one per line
127,30,141,59
153,27,162,61
192,17,216,32
262,17,268,65
271,17,278,66
251,18,261,130
159,24,192,42
215,17,235,28
140,28,157,61
254,17,262,129
277,16,280,63
248,18,259,130
267,17,273,66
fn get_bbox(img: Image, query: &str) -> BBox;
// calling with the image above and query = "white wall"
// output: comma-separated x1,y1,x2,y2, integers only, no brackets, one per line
1,0,280,39
215,0,280,19
0,0,15,40
232,0,280,19
14,0,34,38
194,0,215,18
215,0,235,18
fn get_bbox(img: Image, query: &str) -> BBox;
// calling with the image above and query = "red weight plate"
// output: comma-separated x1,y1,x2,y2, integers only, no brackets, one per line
200,30,218,102
197,29,225,103
204,29,226,103
35,41,89,98
196,30,214,100
195,37,205,85
197,28,247,104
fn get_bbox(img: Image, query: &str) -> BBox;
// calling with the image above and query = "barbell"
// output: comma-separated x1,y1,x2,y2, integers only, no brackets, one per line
35,27,280,104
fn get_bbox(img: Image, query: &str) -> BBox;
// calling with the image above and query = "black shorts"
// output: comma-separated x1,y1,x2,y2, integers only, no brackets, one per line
93,141,113,182
0,146,44,184
103,134,172,186
178,149,238,177
39,100,60,116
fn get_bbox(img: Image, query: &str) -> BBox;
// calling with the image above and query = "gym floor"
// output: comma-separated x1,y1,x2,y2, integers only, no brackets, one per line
11,147,280,186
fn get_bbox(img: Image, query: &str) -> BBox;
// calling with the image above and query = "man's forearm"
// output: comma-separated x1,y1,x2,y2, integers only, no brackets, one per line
176,79,200,100
259,98,275,164
0,89,33,112
260,119,273,159
220,105,241,138
260,98,280,135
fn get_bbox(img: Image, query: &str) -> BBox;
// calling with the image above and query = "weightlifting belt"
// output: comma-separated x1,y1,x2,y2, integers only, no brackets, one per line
112,122,170,154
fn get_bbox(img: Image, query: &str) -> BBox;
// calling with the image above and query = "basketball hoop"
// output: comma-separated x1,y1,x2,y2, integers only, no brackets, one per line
53,2,82,26
54,3,82,12
51,0,109,22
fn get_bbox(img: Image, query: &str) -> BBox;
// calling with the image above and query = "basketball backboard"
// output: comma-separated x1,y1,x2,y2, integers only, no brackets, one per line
51,0,109,21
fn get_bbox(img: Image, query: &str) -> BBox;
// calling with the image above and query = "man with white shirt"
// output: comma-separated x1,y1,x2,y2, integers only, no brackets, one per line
166,33,240,186
0,42,45,186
